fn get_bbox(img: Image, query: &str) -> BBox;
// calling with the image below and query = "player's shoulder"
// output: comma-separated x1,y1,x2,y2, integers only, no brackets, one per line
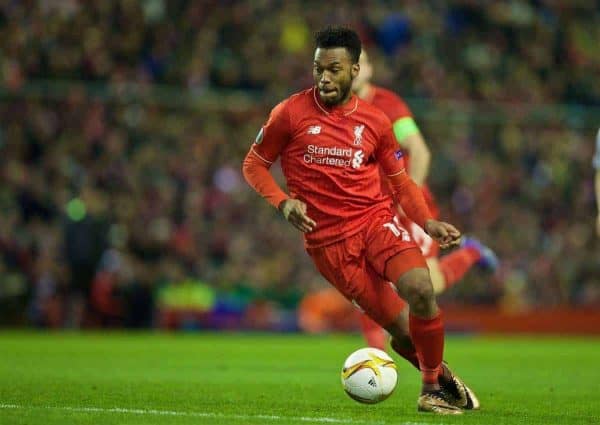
357,96,393,127
372,85,408,106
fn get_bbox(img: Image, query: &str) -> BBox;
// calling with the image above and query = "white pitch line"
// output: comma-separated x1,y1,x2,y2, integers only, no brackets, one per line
0,403,441,425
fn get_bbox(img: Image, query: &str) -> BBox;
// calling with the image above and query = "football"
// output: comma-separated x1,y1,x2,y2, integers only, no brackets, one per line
341,347,398,404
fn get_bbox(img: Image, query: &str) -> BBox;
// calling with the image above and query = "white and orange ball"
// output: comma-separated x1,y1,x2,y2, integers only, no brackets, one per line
341,347,398,404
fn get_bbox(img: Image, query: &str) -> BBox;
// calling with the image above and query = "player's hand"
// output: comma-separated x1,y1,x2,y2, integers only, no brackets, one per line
424,219,461,249
596,214,600,237
279,199,317,233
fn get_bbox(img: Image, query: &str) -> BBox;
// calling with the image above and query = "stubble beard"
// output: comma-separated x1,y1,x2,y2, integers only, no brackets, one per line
321,83,351,106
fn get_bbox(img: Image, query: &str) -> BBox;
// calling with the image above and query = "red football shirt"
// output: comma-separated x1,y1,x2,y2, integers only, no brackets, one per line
249,87,406,247
365,85,439,218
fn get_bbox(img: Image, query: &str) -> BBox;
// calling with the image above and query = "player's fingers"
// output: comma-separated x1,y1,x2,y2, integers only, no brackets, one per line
299,219,315,232
287,212,303,230
290,212,315,233
435,226,448,240
445,223,461,237
302,214,317,228
293,219,310,233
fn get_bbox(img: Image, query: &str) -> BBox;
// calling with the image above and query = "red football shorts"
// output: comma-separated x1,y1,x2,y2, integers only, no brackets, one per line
306,210,427,327
397,215,439,259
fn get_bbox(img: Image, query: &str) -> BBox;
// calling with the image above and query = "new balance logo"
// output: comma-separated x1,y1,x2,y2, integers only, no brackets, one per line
307,125,321,135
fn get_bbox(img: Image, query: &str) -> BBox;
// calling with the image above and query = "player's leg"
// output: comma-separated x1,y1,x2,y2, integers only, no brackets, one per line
366,216,445,389
383,304,479,411
386,255,481,414
401,219,447,294
403,215,498,293
306,233,454,414
358,313,387,350
366,213,481,413
434,237,499,291
386,307,420,369
384,258,444,387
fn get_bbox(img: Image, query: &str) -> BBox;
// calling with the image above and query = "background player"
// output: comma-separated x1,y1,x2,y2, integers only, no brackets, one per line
352,50,499,349
243,26,478,414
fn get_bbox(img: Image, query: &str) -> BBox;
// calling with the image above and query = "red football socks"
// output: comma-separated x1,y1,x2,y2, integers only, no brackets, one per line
439,247,481,290
409,312,445,385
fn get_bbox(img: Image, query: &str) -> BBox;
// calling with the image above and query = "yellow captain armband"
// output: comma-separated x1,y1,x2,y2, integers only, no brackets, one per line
392,117,420,143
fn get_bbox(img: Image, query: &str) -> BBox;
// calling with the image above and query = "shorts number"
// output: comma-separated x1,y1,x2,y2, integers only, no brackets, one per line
383,217,411,241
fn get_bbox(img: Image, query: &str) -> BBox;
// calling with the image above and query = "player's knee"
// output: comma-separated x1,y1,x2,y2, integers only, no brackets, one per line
395,268,434,313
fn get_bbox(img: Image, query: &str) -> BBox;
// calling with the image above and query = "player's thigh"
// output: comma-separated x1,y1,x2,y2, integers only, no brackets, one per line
306,235,365,305
307,240,406,328
353,265,407,328
363,212,425,279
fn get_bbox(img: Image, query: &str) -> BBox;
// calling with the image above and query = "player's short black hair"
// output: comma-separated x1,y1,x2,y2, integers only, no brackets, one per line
314,26,362,64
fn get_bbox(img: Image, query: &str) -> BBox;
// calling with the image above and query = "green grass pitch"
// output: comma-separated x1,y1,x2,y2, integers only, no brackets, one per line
1,332,598,425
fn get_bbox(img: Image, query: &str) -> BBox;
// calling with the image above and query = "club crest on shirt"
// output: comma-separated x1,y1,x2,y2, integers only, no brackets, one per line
353,125,364,145
254,127,264,144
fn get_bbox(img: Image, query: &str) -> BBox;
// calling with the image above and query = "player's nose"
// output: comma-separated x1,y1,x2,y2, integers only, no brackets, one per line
319,72,332,84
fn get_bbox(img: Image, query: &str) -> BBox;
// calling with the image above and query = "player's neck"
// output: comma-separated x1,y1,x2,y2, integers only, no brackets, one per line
356,83,373,101
337,92,354,107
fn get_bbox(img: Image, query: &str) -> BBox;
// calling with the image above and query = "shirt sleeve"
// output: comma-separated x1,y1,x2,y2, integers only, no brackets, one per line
376,121,433,228
242,99,292,209
593,129,600,170
375,123,407,177
250,99,291,164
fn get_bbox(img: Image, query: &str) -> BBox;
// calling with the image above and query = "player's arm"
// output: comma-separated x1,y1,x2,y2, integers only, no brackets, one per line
377,126,460,249
242,101,316,233
392,117,431,186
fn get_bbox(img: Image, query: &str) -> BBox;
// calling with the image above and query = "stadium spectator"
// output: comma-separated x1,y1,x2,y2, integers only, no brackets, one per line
0,1,598,328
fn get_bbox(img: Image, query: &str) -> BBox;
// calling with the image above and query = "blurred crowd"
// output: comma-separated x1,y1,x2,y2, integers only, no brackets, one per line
0,0,599,329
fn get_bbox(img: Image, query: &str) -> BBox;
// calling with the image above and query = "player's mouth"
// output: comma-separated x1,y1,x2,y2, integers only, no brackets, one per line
319,87,338,101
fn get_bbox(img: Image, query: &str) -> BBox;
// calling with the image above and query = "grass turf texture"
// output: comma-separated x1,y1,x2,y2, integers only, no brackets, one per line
0,332,598,425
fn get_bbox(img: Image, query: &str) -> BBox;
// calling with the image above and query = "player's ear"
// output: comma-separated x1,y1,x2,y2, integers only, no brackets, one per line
351,62,360,79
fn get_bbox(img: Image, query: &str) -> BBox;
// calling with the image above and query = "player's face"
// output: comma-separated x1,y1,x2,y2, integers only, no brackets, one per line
352,51,373,93
313,47,359,106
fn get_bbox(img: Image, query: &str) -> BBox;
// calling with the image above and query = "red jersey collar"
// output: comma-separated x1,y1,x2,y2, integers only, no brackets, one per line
312,87,359,116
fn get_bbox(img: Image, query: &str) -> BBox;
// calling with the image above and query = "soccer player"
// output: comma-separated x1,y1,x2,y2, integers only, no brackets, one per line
352,50,499,350
243,26,478,415
594,128,600,236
